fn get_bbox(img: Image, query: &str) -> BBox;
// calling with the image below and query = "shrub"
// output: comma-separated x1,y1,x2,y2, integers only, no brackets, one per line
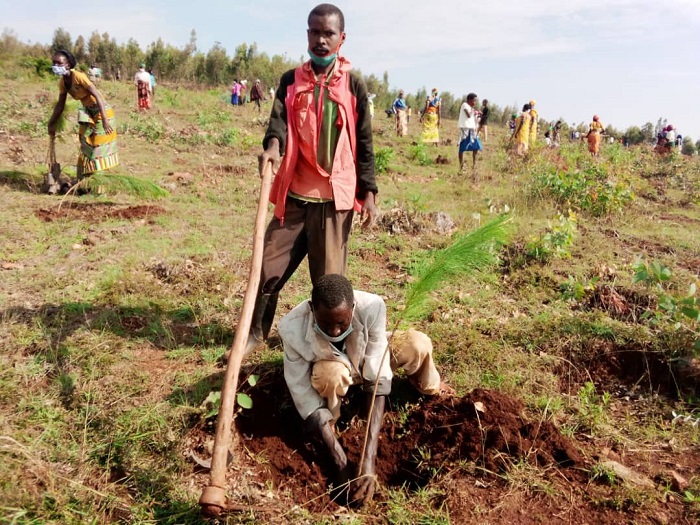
408,144,432,166
375,146,394,174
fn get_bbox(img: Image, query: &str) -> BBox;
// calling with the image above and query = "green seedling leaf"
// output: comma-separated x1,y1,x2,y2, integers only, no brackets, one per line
681,307,700,321
237,392,253,409
247,374,259,387
203,391,221,419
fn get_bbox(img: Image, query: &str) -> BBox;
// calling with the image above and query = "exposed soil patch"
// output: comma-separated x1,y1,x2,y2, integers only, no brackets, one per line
34,203,166,222
186,370,583,515
585,284,656,323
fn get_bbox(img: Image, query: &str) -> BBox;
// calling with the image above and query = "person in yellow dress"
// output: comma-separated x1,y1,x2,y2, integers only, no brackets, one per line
587,115,605,156
511,103,531,156
47,49,119,180
420,88,441,146
528,99,538,144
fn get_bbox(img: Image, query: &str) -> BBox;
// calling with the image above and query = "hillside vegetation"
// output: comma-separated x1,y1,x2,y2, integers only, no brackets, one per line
0,62,699,524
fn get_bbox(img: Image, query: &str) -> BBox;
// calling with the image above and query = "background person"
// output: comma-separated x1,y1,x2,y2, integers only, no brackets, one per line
392,90,408,136
512,103,531,156
250,79,265,112
587,115,605,156
47,49,119,184
134,64,152,110
528,99,538,144
458,93,482,171
477,99,490,142
148,69,157,101
420,88,441,146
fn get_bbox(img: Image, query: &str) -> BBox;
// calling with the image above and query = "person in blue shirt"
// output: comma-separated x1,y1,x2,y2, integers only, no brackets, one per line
392,90,408,136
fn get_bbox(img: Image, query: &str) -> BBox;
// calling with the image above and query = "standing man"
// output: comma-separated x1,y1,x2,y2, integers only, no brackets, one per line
250,79,265,112
245,3,378,355
477,99,490,142
458,93,482,171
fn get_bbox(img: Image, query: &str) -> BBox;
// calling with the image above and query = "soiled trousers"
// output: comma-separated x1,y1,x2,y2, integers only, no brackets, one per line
310,329,442,420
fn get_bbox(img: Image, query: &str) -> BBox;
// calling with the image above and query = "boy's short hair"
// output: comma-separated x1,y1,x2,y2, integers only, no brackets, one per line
309,3,345,31
466,93,478,102
312,274,354,310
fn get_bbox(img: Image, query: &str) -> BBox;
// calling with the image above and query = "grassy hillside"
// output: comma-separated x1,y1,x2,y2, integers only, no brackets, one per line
1,65,699,524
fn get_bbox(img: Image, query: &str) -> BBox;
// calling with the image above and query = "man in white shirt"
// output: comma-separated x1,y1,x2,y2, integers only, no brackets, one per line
280,274,451,506
458,93,482,172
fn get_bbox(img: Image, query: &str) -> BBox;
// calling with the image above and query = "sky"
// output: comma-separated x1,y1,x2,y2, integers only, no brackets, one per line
3,0,700,138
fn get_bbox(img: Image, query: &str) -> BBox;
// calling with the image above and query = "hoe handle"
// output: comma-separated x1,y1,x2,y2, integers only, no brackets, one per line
199,161,273,517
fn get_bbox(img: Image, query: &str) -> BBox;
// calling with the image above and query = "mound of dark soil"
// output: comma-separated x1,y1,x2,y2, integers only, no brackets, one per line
188,370,583,512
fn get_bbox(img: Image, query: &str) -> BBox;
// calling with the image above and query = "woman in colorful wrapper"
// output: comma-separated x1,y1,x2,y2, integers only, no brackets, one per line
587,115,604,156
420,88,441,145
47,49,119,182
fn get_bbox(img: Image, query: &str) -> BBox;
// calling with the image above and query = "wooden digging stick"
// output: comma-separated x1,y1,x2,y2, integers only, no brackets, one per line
199,161,273,517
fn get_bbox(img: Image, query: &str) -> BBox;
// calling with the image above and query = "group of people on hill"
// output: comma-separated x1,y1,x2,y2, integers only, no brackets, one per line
230,79,268,112
655,125,682,154
390,89,491,172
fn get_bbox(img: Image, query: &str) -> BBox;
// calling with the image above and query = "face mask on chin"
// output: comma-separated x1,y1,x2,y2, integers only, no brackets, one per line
52,65,69,76
313,320,353,343
307,49,337,68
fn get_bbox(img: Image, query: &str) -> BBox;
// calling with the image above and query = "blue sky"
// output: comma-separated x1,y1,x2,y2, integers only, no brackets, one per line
3,0,700,138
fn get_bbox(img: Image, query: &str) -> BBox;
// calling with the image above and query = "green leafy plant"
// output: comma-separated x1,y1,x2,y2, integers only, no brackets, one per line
576,381,611,432
374,146,394,174
202,374,259,419
76,173,169,198
632,258,700,351
526,211,577,261
128,114,166,141
402,216,511,321
560,274,599,301
408,143,432,166
531,160,634,217
590,462,618,485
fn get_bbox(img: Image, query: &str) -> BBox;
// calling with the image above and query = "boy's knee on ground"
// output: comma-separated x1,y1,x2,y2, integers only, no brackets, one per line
391,329,441,395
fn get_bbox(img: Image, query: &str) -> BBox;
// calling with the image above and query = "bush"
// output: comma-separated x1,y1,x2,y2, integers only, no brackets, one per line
408,144,432,166
532,164,634,217
375,146,394,174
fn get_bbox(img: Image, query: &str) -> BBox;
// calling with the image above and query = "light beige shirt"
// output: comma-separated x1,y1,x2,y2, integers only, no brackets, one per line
280,291,393,419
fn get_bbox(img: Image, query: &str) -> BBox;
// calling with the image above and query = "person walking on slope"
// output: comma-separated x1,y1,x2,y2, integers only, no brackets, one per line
242,3,379,356
587,115,605,156
392,90,408,136
477,99,490,142
134,64,152,110
458,93,482,172
250,79,265,112
528,99,538,144
511,103,531,156
420,88,441,146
